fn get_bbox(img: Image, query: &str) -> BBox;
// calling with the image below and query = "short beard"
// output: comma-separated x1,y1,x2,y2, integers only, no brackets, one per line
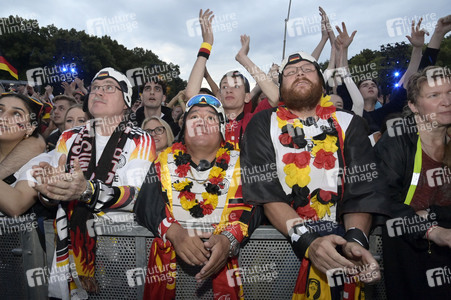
281,78,323,111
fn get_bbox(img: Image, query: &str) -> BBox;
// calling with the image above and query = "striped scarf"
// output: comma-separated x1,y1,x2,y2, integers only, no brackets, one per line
49,121,132,299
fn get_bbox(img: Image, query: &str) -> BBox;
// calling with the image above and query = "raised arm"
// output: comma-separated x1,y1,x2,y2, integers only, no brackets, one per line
235,35,279,106
335,22,363,116
311,6,330,60
428,15,451,50
166,89,187,110
323,12,337,86
204,67,220,97
185,9,215,100
397,19,427,87
74,78,88,95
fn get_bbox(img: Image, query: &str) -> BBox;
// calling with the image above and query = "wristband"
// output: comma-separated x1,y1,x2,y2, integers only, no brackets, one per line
289,223,320,260
344,227,369,250
200,42,212,52
198,42,212,59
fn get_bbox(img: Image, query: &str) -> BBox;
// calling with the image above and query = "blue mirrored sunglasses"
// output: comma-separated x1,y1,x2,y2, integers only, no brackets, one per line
186,95,221,109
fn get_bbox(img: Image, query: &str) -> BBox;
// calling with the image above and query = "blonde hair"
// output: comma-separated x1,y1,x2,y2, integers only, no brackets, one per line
406,66,451,167
142,116,174,146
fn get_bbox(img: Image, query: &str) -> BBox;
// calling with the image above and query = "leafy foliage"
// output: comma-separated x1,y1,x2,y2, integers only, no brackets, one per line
0,15,186,99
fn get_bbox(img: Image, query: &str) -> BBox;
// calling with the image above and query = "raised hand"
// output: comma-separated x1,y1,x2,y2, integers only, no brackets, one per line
44,85,53,95
335,22,357,49
235,34,250,63
268,63,280,84
61,81,74,96
319,6,331,41
199,9,214,45
74,77,85,89
434,15,451,36
406,18,428,48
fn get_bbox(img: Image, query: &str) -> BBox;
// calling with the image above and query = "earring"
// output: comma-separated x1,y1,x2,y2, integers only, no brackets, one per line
24,134,30,139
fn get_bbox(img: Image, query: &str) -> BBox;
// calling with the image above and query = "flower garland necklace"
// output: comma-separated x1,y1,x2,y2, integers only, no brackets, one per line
171,142,234,218
277,95,340,219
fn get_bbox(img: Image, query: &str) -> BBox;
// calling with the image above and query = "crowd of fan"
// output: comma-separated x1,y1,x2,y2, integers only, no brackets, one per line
0,6,450,300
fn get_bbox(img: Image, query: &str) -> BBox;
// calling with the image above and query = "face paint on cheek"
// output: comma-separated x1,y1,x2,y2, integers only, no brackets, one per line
17,123,25,129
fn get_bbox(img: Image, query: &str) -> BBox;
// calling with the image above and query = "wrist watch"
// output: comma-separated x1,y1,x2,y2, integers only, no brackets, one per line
220,230,240,257
79,180,93,203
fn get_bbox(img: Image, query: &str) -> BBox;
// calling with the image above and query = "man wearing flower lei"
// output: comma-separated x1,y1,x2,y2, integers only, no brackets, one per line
241,52,391,299
135,94,261,300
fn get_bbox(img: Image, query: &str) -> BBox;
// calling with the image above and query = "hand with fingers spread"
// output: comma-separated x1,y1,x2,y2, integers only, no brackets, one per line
195,233,230,282
406,18,428,48
199,9,214,45
61,81,74,96
307,235,355,274
166,223,212,266
32,154,86,201
335,22,357,50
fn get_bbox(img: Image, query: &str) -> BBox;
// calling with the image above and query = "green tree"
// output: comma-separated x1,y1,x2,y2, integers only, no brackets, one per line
0,15,186,99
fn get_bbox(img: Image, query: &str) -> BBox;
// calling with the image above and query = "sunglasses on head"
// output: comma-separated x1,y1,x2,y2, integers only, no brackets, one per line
186,95,221,109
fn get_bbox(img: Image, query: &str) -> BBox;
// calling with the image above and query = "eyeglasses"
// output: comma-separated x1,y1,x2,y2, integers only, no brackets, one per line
90,84,122,94
186,95,222,109
145,126,165,136
282,64,316,77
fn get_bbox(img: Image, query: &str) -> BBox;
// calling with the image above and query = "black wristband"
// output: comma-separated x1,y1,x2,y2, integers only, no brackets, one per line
289,224,321,260
197,51,210,59
344,228,369,249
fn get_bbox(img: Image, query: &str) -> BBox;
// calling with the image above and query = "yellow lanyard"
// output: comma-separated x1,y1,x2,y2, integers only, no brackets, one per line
404,136,422,205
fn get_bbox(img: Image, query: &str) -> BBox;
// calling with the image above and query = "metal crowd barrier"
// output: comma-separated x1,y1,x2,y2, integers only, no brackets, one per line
1,216,386,300
0,215,47,300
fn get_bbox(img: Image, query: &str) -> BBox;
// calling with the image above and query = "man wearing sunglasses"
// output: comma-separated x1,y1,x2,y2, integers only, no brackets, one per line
30,67,156,298
241,52,392,298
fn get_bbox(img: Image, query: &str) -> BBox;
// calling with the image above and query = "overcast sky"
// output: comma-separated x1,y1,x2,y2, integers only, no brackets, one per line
2,0,450,86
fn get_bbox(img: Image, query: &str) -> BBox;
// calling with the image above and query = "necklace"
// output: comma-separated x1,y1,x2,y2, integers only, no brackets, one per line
169,142,234,218
276,95,341,219
188,169,210,185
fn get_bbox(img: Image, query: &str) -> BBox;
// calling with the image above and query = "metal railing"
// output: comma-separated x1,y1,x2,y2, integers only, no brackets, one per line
0,216,386,300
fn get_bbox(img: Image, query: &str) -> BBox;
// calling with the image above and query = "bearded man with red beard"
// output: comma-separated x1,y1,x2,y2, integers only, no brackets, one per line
241,52,392,299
